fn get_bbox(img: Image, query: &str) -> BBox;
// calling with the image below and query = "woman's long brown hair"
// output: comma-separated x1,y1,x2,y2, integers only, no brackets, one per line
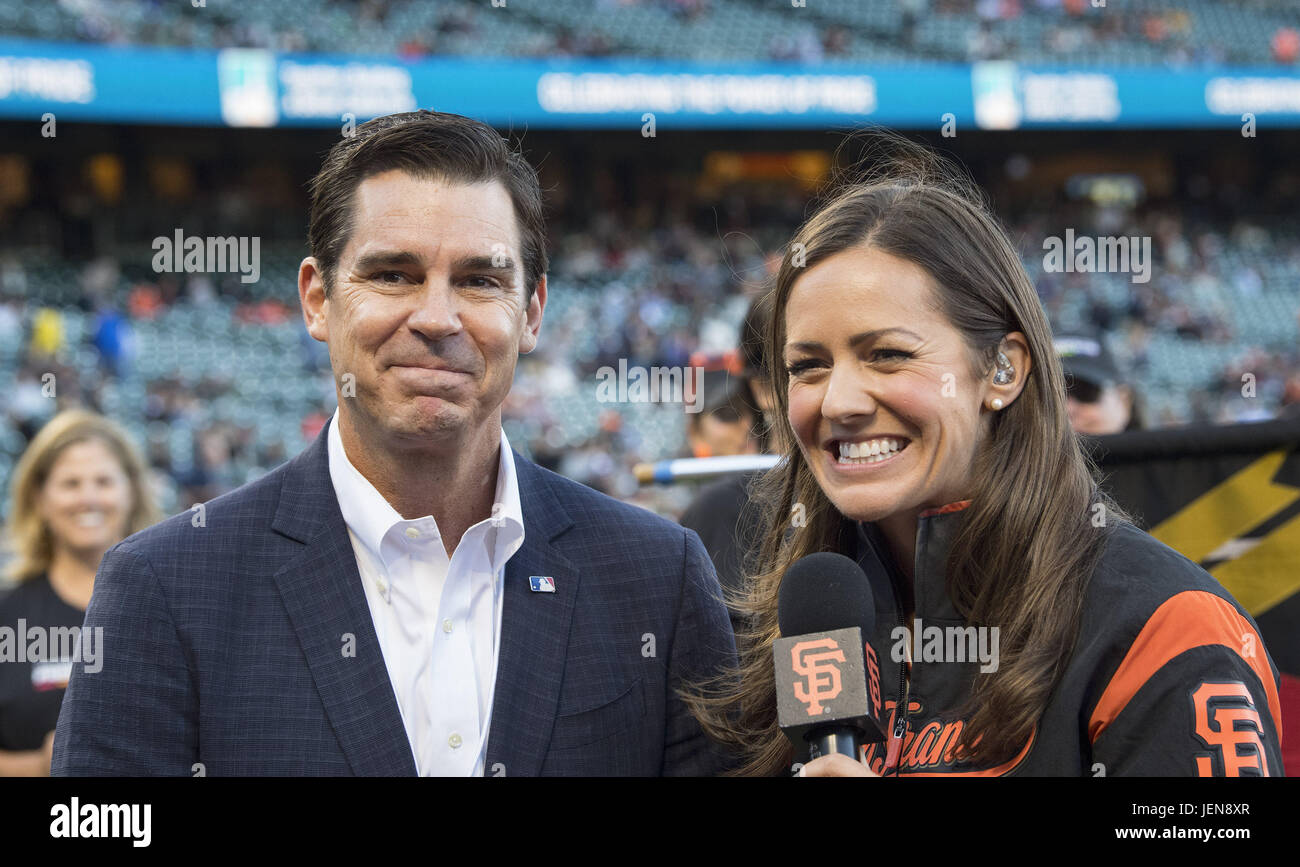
685,132,1130,776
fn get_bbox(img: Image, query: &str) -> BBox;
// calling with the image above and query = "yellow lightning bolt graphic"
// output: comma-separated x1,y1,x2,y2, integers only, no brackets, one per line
1149,449,1300,617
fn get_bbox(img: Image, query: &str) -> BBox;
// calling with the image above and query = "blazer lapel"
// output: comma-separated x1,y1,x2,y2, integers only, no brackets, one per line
270,426,417,776
484,453,577,777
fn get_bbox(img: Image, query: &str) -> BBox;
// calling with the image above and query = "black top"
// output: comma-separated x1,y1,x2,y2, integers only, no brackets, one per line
679,470,764,632
0,574,86,751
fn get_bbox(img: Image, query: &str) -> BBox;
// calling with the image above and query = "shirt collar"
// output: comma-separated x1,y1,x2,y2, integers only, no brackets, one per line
855,500,971,620
854,500,971,575
326,409,525,570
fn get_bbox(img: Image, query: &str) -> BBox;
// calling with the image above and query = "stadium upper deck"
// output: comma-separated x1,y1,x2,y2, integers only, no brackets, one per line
3,0,1299,67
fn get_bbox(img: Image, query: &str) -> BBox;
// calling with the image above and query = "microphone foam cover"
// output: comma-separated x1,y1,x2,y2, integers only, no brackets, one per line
777,552,876,639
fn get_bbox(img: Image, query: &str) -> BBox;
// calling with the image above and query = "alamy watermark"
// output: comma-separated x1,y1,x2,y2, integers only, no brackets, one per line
1042,229,1151,284
152,229,261,283
891,618,1000,673
50,797,150,847
0,620,104,674
595,359,704,413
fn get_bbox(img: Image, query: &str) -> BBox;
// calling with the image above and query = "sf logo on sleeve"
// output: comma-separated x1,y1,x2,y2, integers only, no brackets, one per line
1190,681,1270,777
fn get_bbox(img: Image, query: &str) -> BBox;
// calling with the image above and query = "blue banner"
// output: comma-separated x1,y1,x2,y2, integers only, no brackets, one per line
1,38,1298,129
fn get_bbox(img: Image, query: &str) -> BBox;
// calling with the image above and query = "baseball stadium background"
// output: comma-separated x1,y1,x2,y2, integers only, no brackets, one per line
0,0,1297,772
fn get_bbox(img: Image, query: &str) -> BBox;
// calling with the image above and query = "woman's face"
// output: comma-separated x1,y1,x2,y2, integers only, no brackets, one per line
783,245,1020,525
37,439,134,558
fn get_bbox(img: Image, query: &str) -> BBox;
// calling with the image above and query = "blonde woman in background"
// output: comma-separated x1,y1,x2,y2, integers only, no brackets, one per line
0,409,161,775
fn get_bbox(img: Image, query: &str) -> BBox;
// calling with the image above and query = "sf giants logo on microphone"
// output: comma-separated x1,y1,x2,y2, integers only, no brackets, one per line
774,627,873,745
791,638,846,715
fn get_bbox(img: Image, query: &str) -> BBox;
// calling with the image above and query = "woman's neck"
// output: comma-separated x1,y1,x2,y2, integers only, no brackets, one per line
46,546,101,610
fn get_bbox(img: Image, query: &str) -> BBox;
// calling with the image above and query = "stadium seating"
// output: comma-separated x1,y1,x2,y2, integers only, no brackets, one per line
2,0,1299,516
1,203,1297,517
2,0,1298,66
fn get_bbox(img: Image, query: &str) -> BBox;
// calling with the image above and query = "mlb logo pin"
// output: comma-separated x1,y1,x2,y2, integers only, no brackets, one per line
529,575,556,593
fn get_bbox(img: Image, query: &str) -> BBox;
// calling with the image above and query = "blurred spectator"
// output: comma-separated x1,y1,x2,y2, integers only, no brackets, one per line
900,0,927,47
9,367,58,443
28,309,64,362
0,297,21,351
127,283,164,319
0,410,161,775
1280,374,1300,419
91,305,135,380
685,369,760,460
1055,333,1144,435
823,25,851,58
1272,27,1299,64
680,295,773,631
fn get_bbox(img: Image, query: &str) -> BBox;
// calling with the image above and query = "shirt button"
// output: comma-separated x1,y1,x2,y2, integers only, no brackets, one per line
376,579,387,595
442,619,454,634
405,526,420,539
448,733,463,749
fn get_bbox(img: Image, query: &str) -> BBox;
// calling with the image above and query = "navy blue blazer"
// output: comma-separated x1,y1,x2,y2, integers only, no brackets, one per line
51,423,737,776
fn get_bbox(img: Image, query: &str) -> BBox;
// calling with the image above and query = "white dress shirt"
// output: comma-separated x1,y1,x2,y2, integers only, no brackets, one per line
326,410,525,776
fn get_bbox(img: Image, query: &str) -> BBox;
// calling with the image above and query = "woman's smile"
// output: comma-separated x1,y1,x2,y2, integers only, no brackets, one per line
824,436,912,473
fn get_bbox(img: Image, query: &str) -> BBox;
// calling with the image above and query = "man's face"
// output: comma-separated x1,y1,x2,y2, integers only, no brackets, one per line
1067,382,1131,435
688,409,758,458
301,171,544,450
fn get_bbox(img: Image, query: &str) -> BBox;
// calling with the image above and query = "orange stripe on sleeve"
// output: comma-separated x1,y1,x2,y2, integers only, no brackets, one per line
1088,590,1282,744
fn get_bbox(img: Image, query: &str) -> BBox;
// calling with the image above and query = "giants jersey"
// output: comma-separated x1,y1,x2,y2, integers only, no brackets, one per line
851,501,1284,776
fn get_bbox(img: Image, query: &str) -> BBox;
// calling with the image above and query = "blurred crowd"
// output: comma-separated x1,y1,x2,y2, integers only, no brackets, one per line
2,182,1298,523
6,0,1298,67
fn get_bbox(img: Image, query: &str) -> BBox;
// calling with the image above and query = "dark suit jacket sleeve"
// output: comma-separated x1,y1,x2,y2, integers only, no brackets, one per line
51,545,199,776
661,526,740,776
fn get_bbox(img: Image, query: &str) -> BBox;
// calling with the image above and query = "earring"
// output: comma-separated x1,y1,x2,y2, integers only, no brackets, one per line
993,351,1015,386
990,398,1004,410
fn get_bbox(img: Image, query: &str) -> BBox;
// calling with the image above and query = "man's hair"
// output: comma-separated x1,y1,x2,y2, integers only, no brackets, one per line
307,110,548,304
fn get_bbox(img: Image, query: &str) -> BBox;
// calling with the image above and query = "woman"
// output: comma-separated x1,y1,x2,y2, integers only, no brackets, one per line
690,138,1284,777
0,409,161,775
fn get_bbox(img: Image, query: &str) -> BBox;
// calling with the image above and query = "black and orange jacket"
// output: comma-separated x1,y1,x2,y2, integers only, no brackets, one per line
852,500,1285,776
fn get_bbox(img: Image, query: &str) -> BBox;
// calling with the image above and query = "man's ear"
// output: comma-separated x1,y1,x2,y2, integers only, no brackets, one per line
988,331,1032,408
299,257,329,343
519,274,547,354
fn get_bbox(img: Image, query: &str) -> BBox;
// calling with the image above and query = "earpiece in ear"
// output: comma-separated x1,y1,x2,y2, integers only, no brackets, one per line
993,351,1014,385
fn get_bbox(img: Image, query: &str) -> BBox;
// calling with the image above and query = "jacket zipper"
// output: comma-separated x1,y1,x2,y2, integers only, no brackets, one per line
883,568,911,777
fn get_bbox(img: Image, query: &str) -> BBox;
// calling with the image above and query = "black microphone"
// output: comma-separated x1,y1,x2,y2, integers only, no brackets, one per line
774,552,886,765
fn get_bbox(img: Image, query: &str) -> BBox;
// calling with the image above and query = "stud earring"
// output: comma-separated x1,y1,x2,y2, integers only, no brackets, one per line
993,351,1015,386
990,398,1004,410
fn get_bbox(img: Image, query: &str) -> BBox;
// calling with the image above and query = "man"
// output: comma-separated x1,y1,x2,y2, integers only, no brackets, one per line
52,110,736,776
684,369,761,462
1055,332,1143,435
